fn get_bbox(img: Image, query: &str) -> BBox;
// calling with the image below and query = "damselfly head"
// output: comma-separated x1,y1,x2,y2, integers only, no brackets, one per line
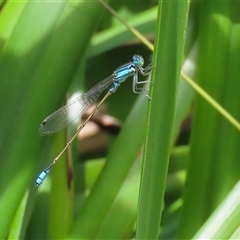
132,55,144,67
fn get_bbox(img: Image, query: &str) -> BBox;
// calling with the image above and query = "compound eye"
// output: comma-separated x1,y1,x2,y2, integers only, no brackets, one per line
132,54,144,67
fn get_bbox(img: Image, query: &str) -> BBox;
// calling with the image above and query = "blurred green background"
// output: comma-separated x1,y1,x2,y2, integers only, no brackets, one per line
0,1,240,239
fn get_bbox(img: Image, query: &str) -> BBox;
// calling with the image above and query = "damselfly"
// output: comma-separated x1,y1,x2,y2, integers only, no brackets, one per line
35,54,152,186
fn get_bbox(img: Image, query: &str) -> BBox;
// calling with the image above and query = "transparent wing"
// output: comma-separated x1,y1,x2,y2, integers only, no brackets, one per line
39,75,114,135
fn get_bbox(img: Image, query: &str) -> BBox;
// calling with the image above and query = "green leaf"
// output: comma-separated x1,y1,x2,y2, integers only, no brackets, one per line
179,2,240,238
136,1,190,239
0,2,103,238
193,180,240,239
